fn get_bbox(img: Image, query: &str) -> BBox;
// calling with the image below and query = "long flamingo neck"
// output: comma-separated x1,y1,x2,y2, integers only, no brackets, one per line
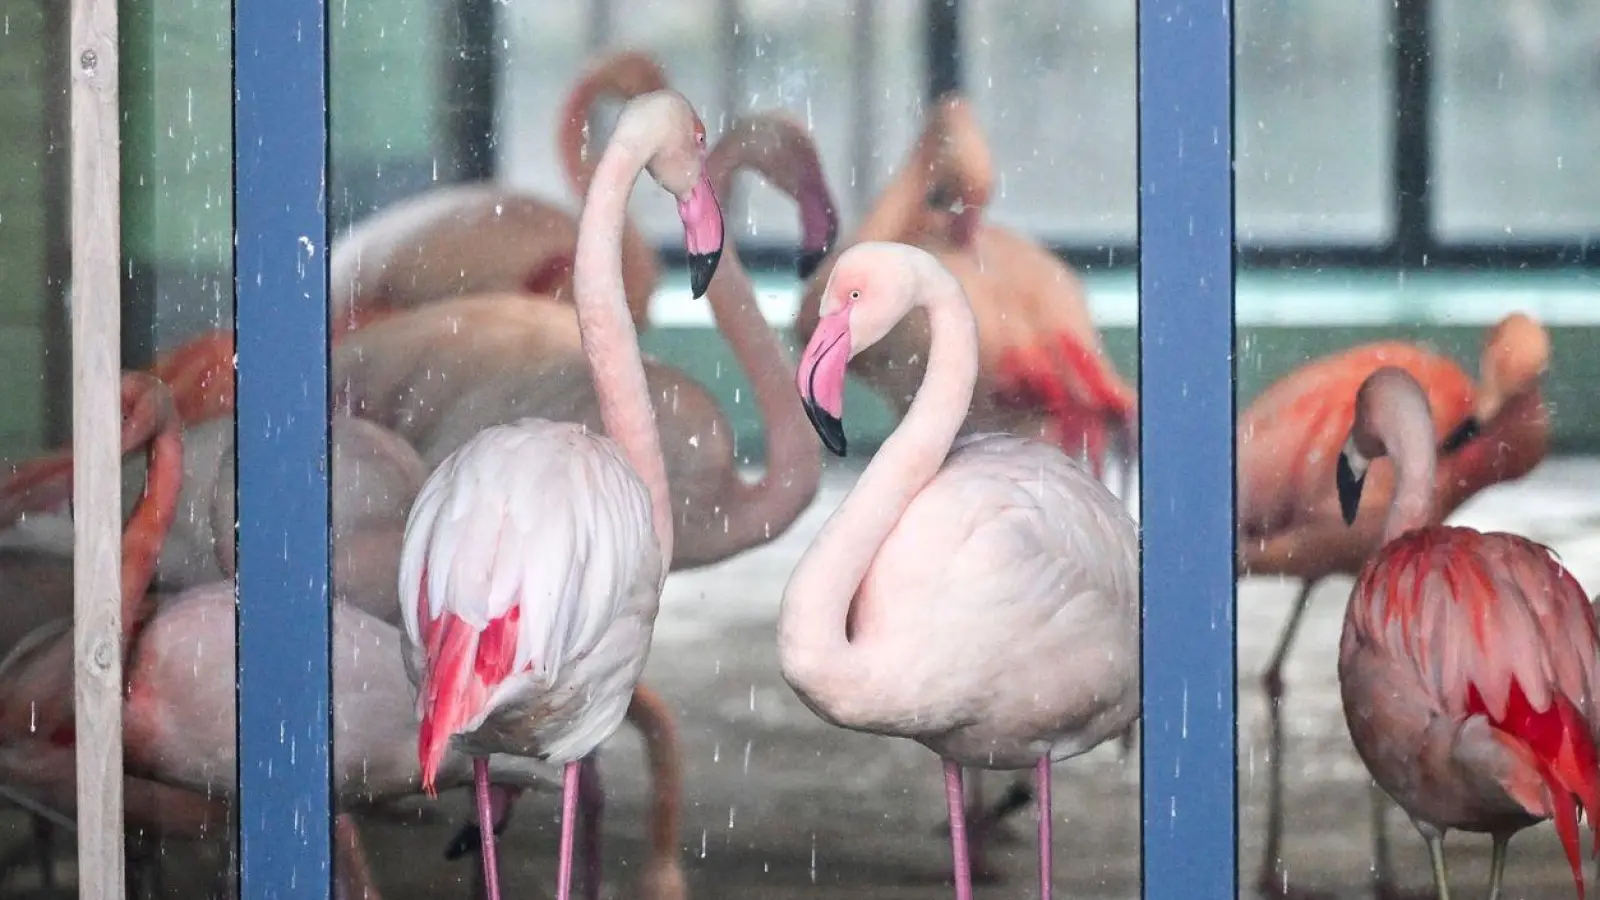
779,252,979,695
558,77,602,196
1373,394,1439,544
686,145,825,563
574,139,675,567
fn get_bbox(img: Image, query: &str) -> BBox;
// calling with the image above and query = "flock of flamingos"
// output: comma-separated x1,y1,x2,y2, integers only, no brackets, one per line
0,48,1591,900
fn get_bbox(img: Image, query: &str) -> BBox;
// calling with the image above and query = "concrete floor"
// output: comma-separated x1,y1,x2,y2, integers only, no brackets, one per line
5,457,1600,899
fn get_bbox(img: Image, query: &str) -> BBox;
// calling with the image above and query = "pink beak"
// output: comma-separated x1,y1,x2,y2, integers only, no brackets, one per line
796,309,851,456
677,174,725,299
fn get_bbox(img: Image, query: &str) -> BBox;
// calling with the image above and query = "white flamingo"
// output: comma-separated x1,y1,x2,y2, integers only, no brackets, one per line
780,241,1140,900
396,89,723,900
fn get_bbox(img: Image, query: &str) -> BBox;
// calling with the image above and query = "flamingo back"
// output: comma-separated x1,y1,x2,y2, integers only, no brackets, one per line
1344,526,1600,888
851,433,1140,764
398,419,664,789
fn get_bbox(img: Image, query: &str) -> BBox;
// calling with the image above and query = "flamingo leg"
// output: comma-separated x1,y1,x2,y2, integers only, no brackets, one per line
578,754,604,900
473,757,503,900
557,760,582,900
943,760,974,900
1421,830,1451,900
1370,782,1393,891
1259,677,1289,894
1036,757,1053,900
1262,579,1318,702
1486,833,1510,900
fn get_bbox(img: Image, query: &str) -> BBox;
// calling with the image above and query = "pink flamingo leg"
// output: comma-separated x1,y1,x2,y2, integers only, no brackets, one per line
943,760,974,900
557,760,582,900
1037,757,1053,900
578,754,604,900
473,757,503,900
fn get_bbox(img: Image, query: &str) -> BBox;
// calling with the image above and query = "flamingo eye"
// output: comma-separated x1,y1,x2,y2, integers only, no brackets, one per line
848,290,860,301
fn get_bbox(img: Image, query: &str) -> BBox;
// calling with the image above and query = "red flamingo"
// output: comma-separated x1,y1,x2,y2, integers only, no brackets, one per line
1336,366,1600,900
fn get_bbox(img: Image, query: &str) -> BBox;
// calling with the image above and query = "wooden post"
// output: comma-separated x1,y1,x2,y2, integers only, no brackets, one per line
68,0,124,894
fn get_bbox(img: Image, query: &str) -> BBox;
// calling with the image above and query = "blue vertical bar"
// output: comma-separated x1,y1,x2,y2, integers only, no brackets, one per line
233,0,333,897
1137,1,1236,898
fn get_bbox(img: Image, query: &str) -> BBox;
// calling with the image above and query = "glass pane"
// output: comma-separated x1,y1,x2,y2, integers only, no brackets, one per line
1237,4,1596,897
330,2,1144,897
1235,0,1394,244
1433,0,1600,240
0,0,238,893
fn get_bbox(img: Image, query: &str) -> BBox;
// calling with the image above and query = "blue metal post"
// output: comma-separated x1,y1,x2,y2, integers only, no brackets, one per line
233,0,334,896
1137,0,1237,897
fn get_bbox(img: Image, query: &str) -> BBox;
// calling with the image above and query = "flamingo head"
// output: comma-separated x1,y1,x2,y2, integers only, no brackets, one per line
631,90,725,299
1443,311,1549,454
796,242,933,457
1338,367,1435,526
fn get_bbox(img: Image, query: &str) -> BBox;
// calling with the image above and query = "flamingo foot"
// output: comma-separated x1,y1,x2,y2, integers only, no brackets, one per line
556,760,582,900
473,757,504,900
943,761,975,900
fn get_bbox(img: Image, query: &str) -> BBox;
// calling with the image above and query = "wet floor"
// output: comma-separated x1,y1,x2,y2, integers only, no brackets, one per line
5,457,1600,899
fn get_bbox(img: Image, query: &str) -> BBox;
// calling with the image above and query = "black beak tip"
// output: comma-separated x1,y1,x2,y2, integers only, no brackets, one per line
1336,453,1364,527
687,249,722,299
796,247,828,281
801,399,847,457
1440,417,1481,455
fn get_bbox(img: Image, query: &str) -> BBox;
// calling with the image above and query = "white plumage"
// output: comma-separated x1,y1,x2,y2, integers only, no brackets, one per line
399,419,665,772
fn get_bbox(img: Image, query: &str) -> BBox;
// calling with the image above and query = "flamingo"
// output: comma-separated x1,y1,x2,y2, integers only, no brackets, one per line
781,241,1140,900
396,88,723,900
796,95,1138,857
1239,314,1552,890
1334,365,1600,900
434,108,838,888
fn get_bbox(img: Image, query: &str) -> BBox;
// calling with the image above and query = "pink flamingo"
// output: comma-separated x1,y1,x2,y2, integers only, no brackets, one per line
397,89,722,900
436,108,838,893
1335,366,1600,900
781,241,1139,900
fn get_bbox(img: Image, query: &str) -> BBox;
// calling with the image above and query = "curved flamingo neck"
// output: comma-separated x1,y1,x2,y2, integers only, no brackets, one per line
1363,380,1440,544
574,133,675,568
779,250,978,702
681,132,827,564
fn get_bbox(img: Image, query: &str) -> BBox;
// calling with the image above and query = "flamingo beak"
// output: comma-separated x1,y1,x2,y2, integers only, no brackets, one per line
1336,440,1369,527
677,173,724,299
796,310,851,457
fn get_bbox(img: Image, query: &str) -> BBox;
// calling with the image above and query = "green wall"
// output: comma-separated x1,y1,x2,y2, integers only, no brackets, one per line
0,1,56,457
